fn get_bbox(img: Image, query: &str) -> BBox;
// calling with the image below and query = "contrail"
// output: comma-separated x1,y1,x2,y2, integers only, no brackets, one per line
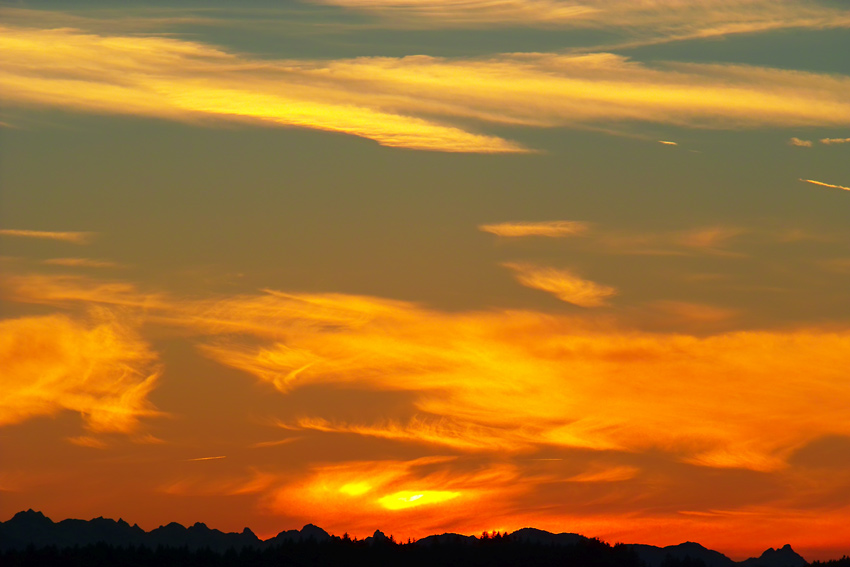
187,455,227,461
799,178,850,192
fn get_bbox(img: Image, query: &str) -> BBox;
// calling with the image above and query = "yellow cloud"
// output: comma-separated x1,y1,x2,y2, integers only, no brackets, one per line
192,291,850,473
479,221,590,237
0,25,522,153
0,313,160,433
820,137,850,144
0,229,95,244
3,24,850,154
378,490,461,510
503,262,616,307
1,273,167,310
799,178,850,192
8,273,850,475
307,0,850,41
267,457,521,535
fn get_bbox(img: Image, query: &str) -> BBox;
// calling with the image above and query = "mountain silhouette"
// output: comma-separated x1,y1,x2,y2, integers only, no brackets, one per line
630,541,737,567
510,527,587,546
740,545,808,567
0,509,809,567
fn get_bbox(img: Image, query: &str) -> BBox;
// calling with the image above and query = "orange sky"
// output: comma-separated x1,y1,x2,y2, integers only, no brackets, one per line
2,1,850,561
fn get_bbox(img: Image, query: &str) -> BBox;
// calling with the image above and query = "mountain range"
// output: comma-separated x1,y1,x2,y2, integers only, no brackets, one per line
0,510,808,567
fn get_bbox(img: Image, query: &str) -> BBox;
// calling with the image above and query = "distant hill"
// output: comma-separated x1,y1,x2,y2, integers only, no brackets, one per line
0,510,327,552
0,509,808,567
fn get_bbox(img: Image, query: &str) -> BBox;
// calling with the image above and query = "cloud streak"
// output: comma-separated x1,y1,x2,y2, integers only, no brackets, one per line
308,0,850,41
503,263,617,307
479,221,590,237
0,229,95,244
800,178,850,192
3,24,850,153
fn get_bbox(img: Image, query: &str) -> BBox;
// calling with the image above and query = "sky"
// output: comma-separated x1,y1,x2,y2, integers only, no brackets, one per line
1,0,850,560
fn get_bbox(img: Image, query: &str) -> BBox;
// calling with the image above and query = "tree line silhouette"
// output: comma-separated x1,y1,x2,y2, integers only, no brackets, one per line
1,533,647,567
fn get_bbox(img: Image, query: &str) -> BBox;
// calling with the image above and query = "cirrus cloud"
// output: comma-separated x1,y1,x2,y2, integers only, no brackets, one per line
479,221,591,238
502,262,617,307
0,229,95,244
3,24,850,153
0,312,161,433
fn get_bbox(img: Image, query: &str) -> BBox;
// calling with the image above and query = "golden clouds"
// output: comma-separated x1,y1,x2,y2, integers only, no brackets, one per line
378,490,461,510
0,229,95,244
7,272,850,477
266,457,520,533
310,0,599,27
479,221,590,237
820,137,850,144
2,273,167,309
799,178,850,192
503,263,616,307
309,0,850,42
0,313,160,433
0,25,522,153
3,24,850,153
161,289,850,473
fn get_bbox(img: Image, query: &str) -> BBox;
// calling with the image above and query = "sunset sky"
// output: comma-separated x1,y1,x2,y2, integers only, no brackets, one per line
2,0,850,560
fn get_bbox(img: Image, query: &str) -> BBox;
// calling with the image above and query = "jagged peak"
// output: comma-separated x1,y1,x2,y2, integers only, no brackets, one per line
11,510,51,523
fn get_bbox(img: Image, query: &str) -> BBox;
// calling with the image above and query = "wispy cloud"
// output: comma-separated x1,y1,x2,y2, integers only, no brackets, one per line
0,25,521,153
42,258,121,268
789,137,813,147
820,137,850,144
4,24,850,153
658,140,678,146
294,416,521,451
0,229,95,244
479,221,590,238
0,313,161,433
675,226,747,255
8,274,850,476
800,178,850,192
1,274,167,309
307,0,850,42
503,263,617,307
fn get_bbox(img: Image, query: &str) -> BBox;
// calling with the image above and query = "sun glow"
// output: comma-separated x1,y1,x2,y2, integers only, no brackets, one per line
378,490,461,510
339,482,373,496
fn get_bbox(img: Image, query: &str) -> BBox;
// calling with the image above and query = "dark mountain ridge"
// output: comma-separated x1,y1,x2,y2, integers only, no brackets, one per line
0,509,808,567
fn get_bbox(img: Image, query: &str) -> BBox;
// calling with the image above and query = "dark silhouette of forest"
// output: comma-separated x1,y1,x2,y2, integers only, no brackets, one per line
1,532,644,567
0,510,818,567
